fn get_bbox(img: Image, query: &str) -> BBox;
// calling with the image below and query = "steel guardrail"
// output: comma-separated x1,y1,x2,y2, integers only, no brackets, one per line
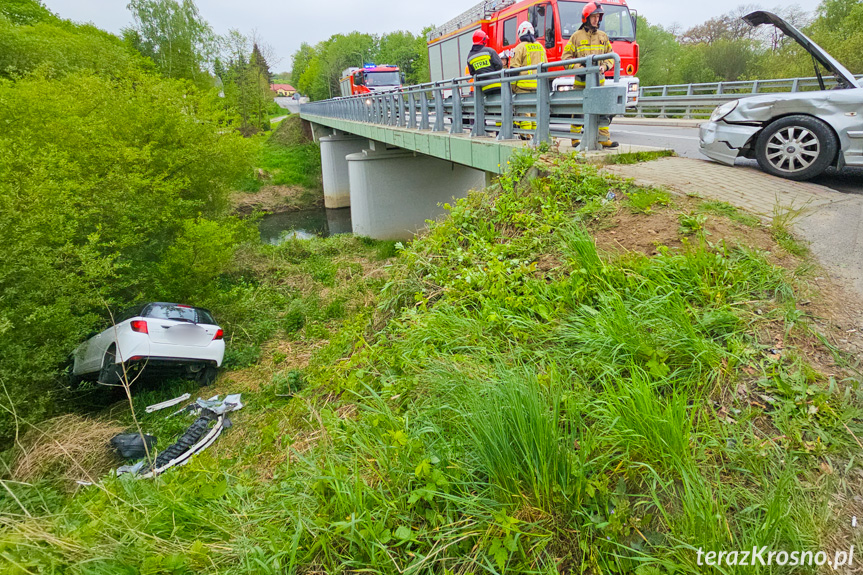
300,55,626,151
630,74,863,119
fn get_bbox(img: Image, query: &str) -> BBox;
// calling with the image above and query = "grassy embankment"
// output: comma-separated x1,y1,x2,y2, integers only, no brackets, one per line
3,147,862,574
232,115,325,214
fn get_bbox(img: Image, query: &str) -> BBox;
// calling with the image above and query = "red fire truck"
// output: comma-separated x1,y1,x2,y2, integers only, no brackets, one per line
426,0,640,105
339,65,404,97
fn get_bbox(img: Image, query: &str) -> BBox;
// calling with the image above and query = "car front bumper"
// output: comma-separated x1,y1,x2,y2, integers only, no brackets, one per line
699,121,761,166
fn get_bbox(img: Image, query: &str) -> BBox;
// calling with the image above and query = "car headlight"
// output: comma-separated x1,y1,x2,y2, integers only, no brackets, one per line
627,83,639,93
556,86,574,92
710,100,738,122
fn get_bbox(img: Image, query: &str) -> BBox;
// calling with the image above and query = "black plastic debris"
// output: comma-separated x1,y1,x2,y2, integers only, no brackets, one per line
110,433,157,459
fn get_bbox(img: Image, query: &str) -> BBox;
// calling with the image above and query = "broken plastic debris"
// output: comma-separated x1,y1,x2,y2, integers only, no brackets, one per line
117,461,145,476
197,393,244,414
117,393,244,479
145,393,191,413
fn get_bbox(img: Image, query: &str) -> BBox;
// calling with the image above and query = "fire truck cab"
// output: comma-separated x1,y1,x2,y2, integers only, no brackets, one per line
427,0,640,106
339,65,404,97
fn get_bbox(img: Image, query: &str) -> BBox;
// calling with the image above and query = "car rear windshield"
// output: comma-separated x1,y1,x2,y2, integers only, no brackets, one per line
142,303,216,325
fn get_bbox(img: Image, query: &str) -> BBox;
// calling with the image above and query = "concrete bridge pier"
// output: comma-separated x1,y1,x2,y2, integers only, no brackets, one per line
320,134,368,208
347,143,487,240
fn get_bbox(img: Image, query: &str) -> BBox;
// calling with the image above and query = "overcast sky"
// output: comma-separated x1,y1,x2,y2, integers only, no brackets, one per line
42,0,824,73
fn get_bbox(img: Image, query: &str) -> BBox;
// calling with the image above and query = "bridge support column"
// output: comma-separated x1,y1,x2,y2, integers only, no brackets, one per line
320,134,368,208
347,147,486,240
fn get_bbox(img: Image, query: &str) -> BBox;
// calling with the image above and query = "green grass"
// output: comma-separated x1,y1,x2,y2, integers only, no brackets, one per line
236,116,321,193
603,149,676,164
627,187,672,214
3,149,861,574
698,200,761,227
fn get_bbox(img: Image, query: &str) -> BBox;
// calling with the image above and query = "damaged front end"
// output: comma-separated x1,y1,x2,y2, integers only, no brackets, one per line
699,99,761,166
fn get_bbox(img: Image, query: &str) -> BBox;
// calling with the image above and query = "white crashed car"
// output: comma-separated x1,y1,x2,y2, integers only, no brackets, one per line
69,302,224,387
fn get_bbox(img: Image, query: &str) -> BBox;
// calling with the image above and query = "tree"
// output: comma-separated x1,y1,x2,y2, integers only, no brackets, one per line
290,42,316,90
0,0,53,25
0,11,146,80
807,0,863,73
218,30,274,134
250,42,274,129
680,4,762,44
125,0,215,84
703,38,757,81
378,30,427,85
318,32,377,98
635,16,682,87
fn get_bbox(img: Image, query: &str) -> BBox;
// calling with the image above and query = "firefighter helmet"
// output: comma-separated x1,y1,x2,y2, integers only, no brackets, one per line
582,2,604,24
472,29,488,45
517,21,535,38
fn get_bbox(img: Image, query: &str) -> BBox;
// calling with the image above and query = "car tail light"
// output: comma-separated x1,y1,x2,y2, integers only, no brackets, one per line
131,320,148,333
129,356,143,362
213,329,224,340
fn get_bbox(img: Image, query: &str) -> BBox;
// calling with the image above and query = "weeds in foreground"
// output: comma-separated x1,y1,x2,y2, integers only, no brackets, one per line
2,150,860,574
772,200,811,256
603,149,676,165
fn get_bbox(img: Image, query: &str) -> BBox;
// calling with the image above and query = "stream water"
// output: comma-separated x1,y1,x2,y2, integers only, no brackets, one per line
258,207,352,244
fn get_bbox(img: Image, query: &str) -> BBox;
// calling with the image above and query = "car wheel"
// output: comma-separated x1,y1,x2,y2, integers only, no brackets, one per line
98,346,121,386
755,115,838,181
195,366,219,387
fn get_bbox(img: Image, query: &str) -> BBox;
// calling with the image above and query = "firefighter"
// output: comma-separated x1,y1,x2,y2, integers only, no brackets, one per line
466,29,503,95
562,2,619,148
509,21,547,138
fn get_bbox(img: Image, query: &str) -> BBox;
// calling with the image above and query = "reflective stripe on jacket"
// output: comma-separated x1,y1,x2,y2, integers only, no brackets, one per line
466,45,503,91
509,41,547,91
562,27,614,87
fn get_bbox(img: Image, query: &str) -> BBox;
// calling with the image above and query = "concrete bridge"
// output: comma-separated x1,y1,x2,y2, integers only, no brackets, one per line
300,55,627,240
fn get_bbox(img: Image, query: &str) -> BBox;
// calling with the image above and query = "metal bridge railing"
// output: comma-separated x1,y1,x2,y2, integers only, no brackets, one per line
300,55,627,151
630,74,863,119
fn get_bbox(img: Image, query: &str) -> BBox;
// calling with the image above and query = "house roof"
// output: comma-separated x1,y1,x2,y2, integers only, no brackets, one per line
271,83,295,91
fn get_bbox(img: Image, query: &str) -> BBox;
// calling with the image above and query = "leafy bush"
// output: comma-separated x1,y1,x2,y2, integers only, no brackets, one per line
272,369,304,395
222,344,262,369
0,65,252,440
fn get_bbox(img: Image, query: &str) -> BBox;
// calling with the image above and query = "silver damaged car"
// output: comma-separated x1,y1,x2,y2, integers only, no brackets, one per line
700,11,863,181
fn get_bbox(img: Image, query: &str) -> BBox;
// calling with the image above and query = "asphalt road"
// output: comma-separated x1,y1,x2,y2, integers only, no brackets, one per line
612,123,863,195
275,97,300,114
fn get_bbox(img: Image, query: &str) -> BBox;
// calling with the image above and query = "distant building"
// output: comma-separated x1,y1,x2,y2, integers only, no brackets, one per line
271,83,296,97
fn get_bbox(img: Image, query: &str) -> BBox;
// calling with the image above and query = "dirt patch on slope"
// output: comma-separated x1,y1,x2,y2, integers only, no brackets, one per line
592,194,778,257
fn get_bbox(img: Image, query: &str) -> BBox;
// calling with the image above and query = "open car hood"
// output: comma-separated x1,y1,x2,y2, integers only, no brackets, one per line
744,10,859,89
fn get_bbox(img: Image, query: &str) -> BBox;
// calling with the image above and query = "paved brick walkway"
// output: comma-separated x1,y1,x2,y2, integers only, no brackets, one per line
604,156,847,222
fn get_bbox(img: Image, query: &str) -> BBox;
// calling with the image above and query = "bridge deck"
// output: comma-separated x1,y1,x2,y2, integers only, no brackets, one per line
301,113,526,175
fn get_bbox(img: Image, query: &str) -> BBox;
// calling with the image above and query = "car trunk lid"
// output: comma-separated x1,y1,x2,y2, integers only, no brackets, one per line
146,320,218,347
